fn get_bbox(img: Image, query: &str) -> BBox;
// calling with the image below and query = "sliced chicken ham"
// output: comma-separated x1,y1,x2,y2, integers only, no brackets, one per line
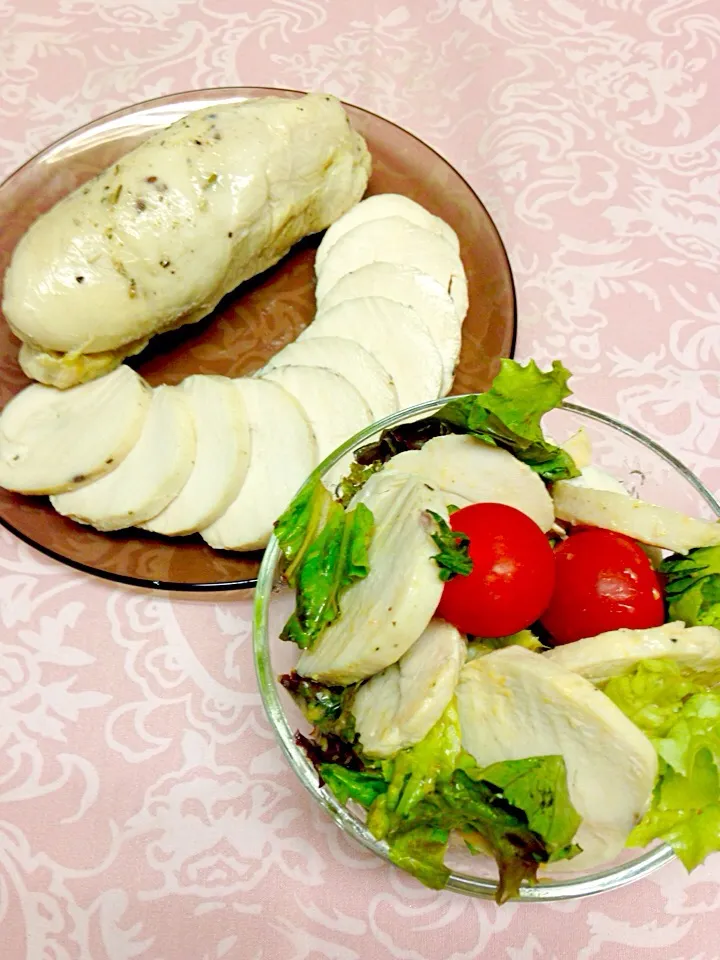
296,470,448,685
318,262,462,395
259,365,373,487
385,434,555,531
456,647,658,872
302,297,444,408
352,619,466,758
552,482,720,554
258,337,398,422
314,216,468,322
50,384,195,530
201,378,317,551
0,365,151,495
315,194,460,270
139,375,251,536
545,621,720,683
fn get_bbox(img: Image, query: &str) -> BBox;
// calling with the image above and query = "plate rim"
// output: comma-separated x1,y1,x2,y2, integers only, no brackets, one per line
0,85,517,592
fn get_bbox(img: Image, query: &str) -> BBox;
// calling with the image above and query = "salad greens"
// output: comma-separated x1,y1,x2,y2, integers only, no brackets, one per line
337,461,384,507
427,510,473,581
279,494,374,649
275,358,577,651
661,546,720,630
280,672,357,742
479,756,581,861
311,702,581,902
320,766,388,807
274,479,332,585
352,358,578,483
605,659,720,870
434,359,579,482
275,356,720,896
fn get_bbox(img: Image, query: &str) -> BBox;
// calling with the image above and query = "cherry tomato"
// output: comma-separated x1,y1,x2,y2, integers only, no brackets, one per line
540,528,664,645
436,502,555,637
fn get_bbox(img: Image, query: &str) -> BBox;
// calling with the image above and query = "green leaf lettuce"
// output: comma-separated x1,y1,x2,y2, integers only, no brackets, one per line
661,545,720,630
435,358,579,481
280,499,374,650
318,702,581,901
604,659,720,870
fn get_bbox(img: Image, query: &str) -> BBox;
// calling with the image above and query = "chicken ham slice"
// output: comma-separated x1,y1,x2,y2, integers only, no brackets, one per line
385,434,555,531
201,378,317,551
139,375,251,536
0,365,151,495
259,337,398,422
302,297,443,408
296,471,448,685
51,384,195,530
552,482,720,554
259,365,373,487
318,262,462,395
545,622,720,683
352,619,466,758
314,217,468,322
456,647,658,872
315,193,460,270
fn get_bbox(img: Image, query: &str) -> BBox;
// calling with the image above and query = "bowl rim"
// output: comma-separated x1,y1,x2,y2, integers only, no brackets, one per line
252,397,720,902
0,85,516,592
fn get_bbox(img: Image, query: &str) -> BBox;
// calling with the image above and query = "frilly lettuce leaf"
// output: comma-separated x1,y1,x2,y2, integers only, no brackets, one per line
601,658,697,737
604,659,720,870
336,460,384,508
478,756,582,860
350,359,579,484
316,702,581,902
434,359,579,482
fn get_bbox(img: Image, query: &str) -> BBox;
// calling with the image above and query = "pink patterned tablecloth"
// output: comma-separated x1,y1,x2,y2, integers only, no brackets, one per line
2,3,720,958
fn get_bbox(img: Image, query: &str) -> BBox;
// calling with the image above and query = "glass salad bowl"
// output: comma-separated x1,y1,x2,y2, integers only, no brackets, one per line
252,397,720,902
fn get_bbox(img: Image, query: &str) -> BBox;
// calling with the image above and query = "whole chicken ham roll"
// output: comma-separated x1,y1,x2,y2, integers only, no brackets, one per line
3,93,371,388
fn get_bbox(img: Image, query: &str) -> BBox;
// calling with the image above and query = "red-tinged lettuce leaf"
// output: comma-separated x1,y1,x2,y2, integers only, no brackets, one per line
280,671,357,741
294,731,362,773
353,417,456,468
299,701,581,901
477,756,582,861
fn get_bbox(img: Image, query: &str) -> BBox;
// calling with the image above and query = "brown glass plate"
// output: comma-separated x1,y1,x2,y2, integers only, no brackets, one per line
0,87,516,591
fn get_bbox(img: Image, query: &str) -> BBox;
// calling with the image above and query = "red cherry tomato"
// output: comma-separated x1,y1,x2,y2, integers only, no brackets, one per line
540,528,664,645
436,502,555,638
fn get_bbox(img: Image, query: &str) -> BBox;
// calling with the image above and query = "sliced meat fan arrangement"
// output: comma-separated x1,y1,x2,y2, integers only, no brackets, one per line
0,192,468,552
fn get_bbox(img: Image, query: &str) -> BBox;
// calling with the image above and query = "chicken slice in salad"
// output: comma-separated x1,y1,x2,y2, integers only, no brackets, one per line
273,358,720,902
